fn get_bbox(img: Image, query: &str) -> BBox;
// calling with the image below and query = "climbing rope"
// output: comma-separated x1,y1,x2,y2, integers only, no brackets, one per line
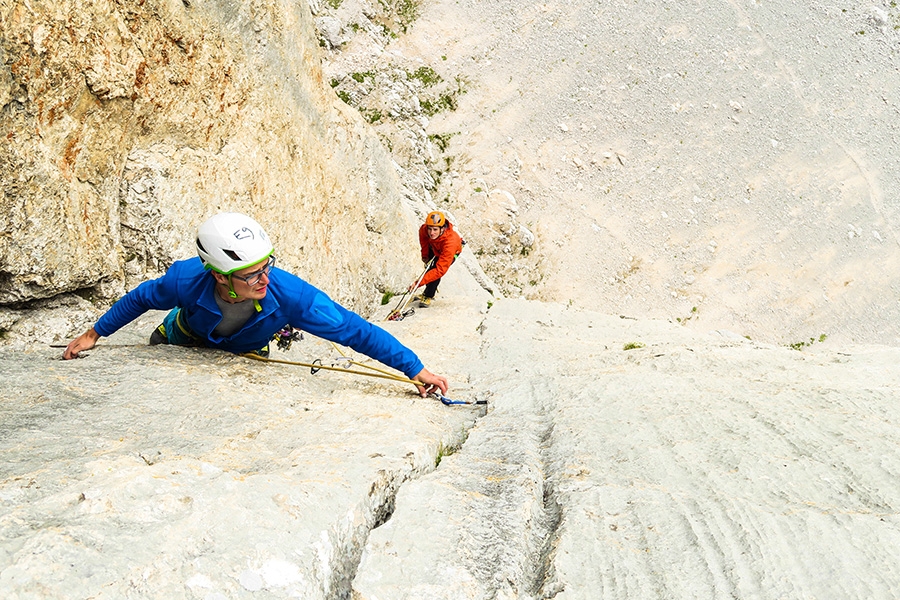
386,257,435,321
241,351,421,384
242,340,486,405
326,341,401,379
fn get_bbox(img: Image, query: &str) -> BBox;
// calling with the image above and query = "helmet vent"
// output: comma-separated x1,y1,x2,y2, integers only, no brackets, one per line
426,211,446,227
196,213,273,272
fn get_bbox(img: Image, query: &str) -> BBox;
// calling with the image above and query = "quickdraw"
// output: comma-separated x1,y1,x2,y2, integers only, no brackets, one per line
430,392,487,406
308,355,351,374
388,308,416,322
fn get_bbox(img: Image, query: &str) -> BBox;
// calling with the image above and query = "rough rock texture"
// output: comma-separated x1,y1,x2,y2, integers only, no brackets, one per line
0,0,419,315
0,255,492,599
310,0,469,226
385,0,900,347
0,345,478,599
5,266,900,599
6,0,900,598
354,298,900,599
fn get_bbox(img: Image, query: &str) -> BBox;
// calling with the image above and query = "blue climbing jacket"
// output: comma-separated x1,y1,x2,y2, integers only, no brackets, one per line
94,258,425,378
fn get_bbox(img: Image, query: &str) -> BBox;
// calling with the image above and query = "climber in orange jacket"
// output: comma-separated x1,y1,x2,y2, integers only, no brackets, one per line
410,211,464,308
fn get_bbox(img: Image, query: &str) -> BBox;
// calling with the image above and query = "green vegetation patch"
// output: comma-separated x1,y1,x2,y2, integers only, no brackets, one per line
435,441,456,467
420,75,467,116
376,0,421,35
336,90,353,105
787,334,827,351
362,108,383,123
409,66,442,87
351,71,376,83
421,92,458,116
428,132,456,152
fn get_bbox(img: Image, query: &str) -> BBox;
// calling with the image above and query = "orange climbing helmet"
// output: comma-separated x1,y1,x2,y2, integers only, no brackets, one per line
425,211,447,227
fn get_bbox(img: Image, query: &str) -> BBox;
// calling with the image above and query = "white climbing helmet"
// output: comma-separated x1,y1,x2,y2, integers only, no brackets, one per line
196,213,274,274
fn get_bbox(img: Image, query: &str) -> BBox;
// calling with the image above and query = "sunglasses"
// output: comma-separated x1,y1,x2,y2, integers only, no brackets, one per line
232,256,275,286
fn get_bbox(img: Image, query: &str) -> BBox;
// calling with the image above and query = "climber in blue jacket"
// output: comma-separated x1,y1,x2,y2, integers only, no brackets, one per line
63,212,448,397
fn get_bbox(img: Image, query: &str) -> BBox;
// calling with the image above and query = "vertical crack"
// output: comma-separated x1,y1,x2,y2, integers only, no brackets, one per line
532,422,565,599
329,420,482,599
329,468,403,600
518,383,565,599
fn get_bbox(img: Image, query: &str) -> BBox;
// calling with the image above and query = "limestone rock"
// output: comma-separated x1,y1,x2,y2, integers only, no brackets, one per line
0,0,419,315
316,16,345,49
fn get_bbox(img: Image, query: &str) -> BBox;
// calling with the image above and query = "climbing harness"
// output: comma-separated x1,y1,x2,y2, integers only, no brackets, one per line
272,325,303,351
386,257,435,322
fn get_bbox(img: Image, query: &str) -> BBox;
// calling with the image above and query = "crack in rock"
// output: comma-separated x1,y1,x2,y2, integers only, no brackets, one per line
332,423,482,599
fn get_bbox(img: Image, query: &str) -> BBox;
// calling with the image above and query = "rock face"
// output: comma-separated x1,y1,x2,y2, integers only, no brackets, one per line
0,0,419,313
5,1,900,598
353,298,900,599
384,0,900,347
4,266,900,599
0,259,493,599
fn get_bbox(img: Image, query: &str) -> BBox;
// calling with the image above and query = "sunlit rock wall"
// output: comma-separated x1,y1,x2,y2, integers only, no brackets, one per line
0,0,418,311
